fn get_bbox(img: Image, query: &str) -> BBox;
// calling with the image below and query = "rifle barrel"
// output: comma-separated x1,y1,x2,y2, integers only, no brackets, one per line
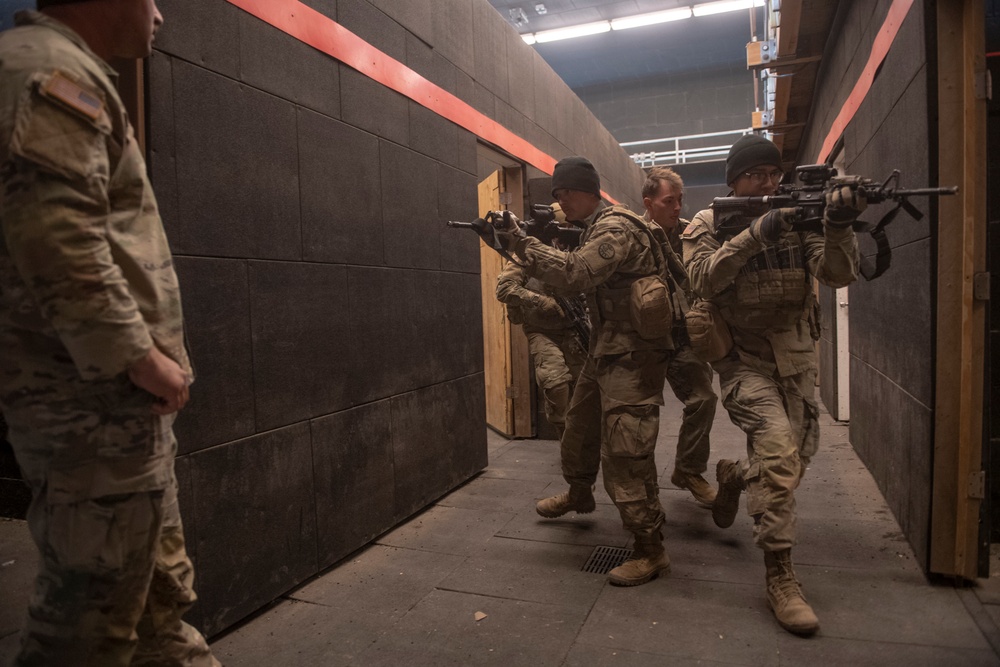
888,187,959,196
447,221,475,228
712,195,788,207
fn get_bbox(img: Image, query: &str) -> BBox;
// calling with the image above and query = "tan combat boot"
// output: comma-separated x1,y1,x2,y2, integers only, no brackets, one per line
608,536,670,586
671,468,717,507
764,549,819,636
713,459,744,528
535,484,596,518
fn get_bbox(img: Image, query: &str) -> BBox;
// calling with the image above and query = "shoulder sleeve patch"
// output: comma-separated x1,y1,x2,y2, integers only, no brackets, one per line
680,221,707,240
10,75,110,180
40,70,104,122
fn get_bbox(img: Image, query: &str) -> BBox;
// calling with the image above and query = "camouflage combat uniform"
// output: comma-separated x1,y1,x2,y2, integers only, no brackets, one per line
681,207,858,550
0,12,216,666
495,261,586,438
513,203,674,542
651,219,718,480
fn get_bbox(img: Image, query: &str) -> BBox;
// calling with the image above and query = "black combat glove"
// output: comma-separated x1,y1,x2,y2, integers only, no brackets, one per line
749,208,796,246
493,213,526,251
824,185,867,228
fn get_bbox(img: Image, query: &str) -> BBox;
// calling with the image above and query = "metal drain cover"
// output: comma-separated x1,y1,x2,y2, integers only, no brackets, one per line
582,545,633,574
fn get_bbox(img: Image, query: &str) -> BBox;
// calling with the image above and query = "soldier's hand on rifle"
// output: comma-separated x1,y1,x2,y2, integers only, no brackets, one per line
493,212,526,251
824,185,867,228
749,207,797,246
534,295,565,319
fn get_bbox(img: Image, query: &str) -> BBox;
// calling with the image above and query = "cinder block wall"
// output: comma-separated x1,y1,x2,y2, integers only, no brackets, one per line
150,0,646,635
797,1,935,568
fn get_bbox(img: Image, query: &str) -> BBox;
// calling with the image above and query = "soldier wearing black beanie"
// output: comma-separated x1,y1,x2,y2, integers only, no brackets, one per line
550,156,602,198
681,133,865,639
725,134,783,186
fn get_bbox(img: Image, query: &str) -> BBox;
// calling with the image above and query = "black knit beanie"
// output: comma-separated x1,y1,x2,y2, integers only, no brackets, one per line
551,157,601,198
725,134,782,185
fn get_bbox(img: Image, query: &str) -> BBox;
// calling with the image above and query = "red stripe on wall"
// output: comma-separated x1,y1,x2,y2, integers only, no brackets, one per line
816,0,916,164
225,0,620,204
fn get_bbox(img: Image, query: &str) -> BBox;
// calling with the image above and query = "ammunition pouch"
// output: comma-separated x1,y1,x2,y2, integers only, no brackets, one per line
684,300,733,363
629,274,674,340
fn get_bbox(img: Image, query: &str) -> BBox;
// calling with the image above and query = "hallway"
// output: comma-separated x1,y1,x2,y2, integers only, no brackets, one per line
204,394,1000,665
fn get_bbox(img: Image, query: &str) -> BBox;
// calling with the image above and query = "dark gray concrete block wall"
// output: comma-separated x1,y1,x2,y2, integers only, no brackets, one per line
151,0,645,635
797,2,934,569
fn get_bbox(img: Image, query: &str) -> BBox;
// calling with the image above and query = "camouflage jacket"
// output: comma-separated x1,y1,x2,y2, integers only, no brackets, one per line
513,203,674,357
682,206,858,377
495,260,578,335
0,11,190,403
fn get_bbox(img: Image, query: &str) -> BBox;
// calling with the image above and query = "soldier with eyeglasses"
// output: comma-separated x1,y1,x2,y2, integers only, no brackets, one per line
680,135,865,637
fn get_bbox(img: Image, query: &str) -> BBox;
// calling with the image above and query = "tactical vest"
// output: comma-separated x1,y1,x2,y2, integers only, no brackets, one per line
592,207,677,340
713,212,813,330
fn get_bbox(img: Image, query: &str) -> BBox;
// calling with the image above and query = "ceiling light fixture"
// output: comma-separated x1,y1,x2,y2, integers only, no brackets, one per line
509,7,529,27
533,20,612,44
691,0,764,17
535,3,547,15
610,8,692,31
520,1,763,45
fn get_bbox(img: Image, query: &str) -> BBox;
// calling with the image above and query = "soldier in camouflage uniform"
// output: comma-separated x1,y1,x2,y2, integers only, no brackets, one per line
642,167,718,507
0,2,218,665
497,157,676,587
681,135,864,636
496,204,586,439
495,261,586,440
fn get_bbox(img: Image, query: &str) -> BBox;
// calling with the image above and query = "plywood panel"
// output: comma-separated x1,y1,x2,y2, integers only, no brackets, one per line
503,166,534,438
479,171,513,434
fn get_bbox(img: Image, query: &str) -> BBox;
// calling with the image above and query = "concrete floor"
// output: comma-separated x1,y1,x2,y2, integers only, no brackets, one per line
3,392,1000,665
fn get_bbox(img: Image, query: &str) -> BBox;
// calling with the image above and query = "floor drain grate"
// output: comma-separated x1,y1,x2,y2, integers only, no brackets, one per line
582,545,633,574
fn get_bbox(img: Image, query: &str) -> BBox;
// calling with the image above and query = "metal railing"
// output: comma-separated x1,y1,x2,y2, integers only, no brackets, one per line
621,128,754,168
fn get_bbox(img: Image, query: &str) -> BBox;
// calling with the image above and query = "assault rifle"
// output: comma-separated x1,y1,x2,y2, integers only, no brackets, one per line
555,295,591,350
446,205,584,263
711,165,958,280
447,208,591,348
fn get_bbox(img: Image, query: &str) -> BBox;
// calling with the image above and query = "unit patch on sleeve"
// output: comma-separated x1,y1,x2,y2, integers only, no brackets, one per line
40,71,104,122
598,243,615,260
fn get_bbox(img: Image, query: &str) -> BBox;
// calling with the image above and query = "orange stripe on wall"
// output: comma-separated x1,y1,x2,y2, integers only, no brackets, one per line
225,0,620,204
816,0,916,164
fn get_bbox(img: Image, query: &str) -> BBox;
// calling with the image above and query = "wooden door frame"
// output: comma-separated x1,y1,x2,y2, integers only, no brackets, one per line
931,0,987,579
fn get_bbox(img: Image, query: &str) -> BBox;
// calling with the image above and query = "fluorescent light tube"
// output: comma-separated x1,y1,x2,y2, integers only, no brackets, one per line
533,21,611,43
611,8,692,30
522,33,537,44
692,0,764,17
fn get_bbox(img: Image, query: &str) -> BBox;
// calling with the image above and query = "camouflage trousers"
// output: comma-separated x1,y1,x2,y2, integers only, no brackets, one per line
664,343,717,475
713,356,819,551
4,377,217,667
560,349,671,540
526,330,586,435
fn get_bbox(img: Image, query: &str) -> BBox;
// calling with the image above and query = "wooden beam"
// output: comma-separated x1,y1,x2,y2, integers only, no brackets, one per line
775,0,802,57
931,0,987,579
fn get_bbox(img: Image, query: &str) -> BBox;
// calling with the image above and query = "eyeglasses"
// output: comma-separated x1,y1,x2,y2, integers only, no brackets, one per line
743,170,784,184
